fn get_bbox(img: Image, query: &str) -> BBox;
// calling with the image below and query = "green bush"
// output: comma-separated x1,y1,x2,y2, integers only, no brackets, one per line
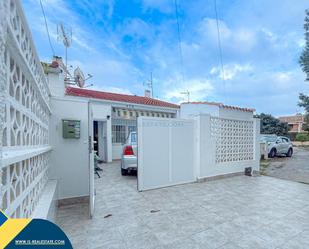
295,133,309,142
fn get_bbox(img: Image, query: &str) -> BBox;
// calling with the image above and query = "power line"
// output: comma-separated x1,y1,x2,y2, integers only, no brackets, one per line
214,0,226,100
174,0,185,84
39,0,55,56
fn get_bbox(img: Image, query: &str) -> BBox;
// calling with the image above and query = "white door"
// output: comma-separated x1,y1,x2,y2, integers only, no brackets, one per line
138,117,195,191
88,103,95,218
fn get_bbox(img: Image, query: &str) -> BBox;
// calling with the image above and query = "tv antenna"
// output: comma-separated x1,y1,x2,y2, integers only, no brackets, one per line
63,66,93,88
143,72,154,98
57,23,72,79
180,90,190,102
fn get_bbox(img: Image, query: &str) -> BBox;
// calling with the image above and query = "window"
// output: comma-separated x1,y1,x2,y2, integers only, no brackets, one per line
157,113,160,117
112,125,126,143
141,112,144,116
130,111,133,117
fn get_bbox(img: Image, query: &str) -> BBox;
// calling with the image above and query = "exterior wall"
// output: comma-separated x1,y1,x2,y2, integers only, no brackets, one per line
196,115,260,179
219,108,253,120
1,0,53,218
112,144,123,160
180,103,219,119
46,72,65,97
0,0,8,212
49,98,89,200
137,114,260,190
91,102,112,162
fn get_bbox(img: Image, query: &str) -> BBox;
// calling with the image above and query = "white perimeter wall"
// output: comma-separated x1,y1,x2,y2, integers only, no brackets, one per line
138,117,195,191
180,103,219,119
196,114,260,178
49,98,90,200
180,103,254,120
219,108,253,120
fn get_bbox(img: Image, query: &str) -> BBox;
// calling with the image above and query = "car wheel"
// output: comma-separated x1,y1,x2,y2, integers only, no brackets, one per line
269,148,276,158
286,148,293,157
121,168,128,176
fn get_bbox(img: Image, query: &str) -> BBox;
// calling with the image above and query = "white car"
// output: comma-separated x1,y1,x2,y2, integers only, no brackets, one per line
260,135,293,158
120,132,137,175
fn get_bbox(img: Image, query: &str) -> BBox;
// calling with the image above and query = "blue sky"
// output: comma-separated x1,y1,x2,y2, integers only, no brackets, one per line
23,0,309,116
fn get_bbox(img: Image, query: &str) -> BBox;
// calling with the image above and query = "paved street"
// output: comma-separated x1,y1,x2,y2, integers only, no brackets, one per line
263,147,309,184
56,162,309,249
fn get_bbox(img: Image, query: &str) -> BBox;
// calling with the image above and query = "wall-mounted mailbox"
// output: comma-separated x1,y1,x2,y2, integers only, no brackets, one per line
62,120,81,139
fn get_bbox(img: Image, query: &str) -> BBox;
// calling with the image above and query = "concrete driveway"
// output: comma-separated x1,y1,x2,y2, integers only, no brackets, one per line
56,161,309,249
262,147,309,184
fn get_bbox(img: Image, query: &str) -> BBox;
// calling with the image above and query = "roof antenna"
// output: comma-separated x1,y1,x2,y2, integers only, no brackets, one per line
57,23,72,83
181,90,190,102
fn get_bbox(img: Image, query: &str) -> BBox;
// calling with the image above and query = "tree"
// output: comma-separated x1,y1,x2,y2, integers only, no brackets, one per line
255,113,288,136
298,93,309,131
300,9,309,81
299,10,309,132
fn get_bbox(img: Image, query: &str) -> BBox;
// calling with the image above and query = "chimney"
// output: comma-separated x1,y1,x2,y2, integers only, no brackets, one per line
144,89,151,98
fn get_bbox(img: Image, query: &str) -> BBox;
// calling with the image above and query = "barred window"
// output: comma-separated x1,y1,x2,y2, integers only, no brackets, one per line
112,125,126,143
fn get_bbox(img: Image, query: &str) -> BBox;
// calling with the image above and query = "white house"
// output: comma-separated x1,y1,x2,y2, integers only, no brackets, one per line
44,58,180,162
1,0,259,222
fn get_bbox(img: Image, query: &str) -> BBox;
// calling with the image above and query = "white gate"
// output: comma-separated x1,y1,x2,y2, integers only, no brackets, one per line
137,115,259,191
137,117,195,191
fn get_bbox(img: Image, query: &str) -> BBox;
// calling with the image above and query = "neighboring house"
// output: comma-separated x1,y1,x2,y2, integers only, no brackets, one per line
278,115,305,133
44,57,179,162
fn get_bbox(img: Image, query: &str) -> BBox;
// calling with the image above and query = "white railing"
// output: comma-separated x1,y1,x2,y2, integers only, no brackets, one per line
1,0,51,218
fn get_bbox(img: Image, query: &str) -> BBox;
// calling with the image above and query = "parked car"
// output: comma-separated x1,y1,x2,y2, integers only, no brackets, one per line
260,135,293,158
121,132,137,175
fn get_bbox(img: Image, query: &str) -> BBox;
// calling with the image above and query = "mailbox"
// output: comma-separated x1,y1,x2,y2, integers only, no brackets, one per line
62,120,81,139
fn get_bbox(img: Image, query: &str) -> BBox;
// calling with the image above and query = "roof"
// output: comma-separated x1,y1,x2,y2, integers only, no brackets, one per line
278,115,304,123
65,87,180,109
181,101,255,112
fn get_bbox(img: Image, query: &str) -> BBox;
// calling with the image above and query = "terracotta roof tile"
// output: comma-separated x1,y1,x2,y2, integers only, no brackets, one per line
65,87,179,109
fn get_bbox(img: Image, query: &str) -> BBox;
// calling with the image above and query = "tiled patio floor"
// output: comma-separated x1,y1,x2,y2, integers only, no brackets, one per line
56,162,309,249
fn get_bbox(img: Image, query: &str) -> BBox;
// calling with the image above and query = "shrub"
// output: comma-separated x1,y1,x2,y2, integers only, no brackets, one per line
295,133,309,142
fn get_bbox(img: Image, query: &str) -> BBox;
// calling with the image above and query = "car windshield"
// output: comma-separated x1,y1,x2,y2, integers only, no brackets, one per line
261,136,277,142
